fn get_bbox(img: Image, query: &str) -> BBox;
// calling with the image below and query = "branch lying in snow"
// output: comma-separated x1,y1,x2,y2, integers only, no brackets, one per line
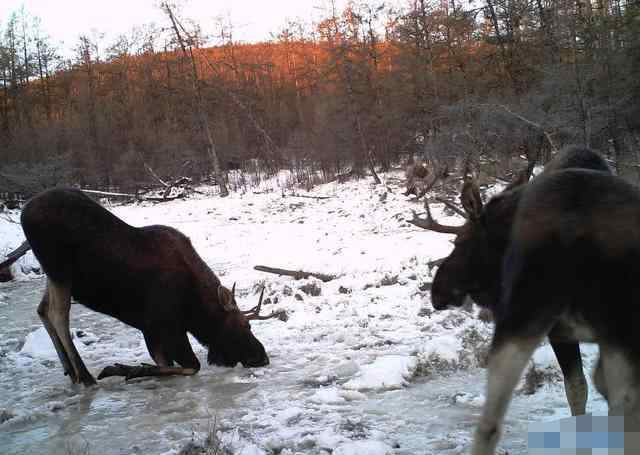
0,211,21,224
80,188,185,202
141,161,194,199
254,265,337,282
0,240,31,272
289,193,332,200
81,189,139,198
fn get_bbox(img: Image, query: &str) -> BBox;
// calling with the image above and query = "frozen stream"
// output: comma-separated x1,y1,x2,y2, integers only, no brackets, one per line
0,176,607,454
0,278,589,455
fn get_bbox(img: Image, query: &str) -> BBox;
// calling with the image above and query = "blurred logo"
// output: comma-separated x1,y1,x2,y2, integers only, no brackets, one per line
527,415,638,454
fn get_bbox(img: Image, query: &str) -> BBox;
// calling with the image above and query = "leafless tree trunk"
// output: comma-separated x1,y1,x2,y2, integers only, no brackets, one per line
161,2,229,197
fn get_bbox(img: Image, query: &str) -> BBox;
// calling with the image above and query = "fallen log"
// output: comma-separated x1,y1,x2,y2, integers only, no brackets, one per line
289,193,332,200
80,188,185,202
0,240,32,281
254,265,336,282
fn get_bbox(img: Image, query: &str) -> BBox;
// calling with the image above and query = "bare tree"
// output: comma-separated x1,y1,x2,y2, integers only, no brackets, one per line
160,2,228,197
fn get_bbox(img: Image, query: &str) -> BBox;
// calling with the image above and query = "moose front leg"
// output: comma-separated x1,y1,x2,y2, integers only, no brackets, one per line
472,332,544,455
97,363,198,380
98,332,200,381
42,279,96,386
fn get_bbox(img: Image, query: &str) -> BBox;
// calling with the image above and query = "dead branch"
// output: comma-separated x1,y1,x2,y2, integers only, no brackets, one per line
254,265,336,283
367,149,382,185
0,211,21,224
474,103,559,152
141,193,186,202
289,193,332,200
81,189,139,198
0,240,31,271
80,189,185,202
142,161,170,189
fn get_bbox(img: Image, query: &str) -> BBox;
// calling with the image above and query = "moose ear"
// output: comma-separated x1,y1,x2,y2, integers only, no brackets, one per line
461,179,483,219
217,285,236,312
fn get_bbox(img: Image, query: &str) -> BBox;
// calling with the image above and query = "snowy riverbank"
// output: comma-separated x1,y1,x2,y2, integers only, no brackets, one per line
0,173,606,454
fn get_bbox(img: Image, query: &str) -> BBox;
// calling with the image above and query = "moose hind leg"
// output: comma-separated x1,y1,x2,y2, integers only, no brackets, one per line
46,279,96,386
38,286,74,376
598,345,640,432
472,333,545,455
549,338,587,415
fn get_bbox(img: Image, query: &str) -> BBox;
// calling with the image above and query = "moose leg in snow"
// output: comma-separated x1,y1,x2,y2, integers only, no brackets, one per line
472,329,548,455
548,335,587,415
41,279,96,386
98,332,200,380
37,286,74,377
593,355,607,401
597,345,640,432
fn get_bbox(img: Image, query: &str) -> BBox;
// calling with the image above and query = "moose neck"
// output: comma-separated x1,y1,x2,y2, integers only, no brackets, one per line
180,249,229,347
483,186,524,251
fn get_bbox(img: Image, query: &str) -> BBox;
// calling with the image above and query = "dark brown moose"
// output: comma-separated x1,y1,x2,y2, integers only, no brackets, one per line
472,165,640,454
414,147,640,454
21,188,281,386
410,146,611,417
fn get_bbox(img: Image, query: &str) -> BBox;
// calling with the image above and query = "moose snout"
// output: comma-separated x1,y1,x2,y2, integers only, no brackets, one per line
431,283,466,310
242,353,269,368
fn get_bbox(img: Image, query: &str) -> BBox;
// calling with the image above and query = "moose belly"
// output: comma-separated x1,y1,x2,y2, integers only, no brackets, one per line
553,315,597,343
71,281,146,331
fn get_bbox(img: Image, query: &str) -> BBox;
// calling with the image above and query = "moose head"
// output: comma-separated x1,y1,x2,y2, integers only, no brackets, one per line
209,284,281,368
409,167,531,311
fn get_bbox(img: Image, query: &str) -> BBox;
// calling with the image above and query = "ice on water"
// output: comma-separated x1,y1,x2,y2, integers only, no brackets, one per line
0,173,607,454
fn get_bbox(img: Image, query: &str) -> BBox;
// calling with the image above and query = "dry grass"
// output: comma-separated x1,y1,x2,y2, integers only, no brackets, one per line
178,415,232,455
65,437,91,455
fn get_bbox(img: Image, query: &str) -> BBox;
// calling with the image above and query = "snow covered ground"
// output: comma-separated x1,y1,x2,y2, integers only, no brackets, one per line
0,172,607,454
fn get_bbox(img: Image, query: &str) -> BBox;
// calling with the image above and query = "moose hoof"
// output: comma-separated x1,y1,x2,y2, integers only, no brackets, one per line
472,424,501,455
80,373,97,386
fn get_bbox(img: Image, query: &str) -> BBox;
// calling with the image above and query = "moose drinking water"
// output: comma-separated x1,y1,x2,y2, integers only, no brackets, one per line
21,188,280,386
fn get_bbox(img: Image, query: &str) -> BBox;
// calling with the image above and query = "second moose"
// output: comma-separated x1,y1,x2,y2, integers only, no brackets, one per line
21,188,281,386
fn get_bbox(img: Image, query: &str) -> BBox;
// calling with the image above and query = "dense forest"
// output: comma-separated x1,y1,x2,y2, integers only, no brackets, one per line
0,0,638,196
